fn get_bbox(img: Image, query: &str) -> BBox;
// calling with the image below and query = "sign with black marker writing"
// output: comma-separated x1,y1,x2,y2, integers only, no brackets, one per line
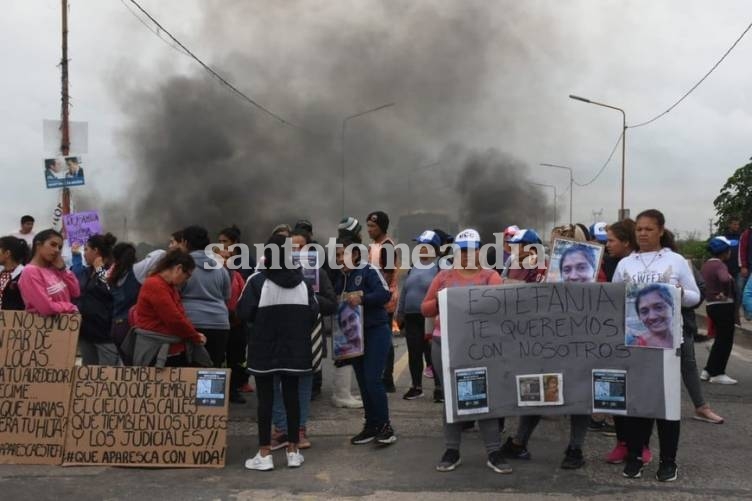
0,312,80,465
438,283,681,423
63,366,229,468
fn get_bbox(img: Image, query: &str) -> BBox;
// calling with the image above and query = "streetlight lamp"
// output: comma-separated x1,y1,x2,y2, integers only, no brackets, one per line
341,102,395,215
540,163,573,225
569,94,628,221
532,182,557,229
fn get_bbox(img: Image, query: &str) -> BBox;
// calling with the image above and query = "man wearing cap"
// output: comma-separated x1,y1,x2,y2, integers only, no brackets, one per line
366,211,399,393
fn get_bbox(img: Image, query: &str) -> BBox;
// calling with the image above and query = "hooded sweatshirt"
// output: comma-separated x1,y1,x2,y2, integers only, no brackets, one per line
181,251,231,330
237,267,318,374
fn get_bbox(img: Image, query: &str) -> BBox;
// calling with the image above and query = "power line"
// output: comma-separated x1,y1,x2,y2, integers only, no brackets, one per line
573,130,623,187
630,20,752,129
120,0,190,57
127,0,307,131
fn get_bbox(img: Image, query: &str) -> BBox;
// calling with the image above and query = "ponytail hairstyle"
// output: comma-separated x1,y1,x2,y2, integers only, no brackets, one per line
30,229,64,260
635,209,673,249
108,242,137,285
150,249,196,276
0,236,30,265
87,232,117,261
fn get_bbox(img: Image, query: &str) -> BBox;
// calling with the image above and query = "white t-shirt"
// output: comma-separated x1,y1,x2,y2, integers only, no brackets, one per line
11,231,34,247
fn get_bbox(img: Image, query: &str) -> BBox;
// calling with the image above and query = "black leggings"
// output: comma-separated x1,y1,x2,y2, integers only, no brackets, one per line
625,417,679,462
705,303,736,376
255,374,300,447
404,314,426,388
226,324,248,389
202,328,230,368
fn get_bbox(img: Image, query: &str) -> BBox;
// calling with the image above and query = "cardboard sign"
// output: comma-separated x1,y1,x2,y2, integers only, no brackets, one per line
62,211,101,246
439,283,681,423
63,367,229,468
0,312,80,465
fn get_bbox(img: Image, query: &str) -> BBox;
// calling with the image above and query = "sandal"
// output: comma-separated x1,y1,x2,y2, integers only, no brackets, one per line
692,405,724,424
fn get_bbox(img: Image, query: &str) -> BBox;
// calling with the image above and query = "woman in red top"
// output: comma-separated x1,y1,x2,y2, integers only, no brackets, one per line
133,249,206,366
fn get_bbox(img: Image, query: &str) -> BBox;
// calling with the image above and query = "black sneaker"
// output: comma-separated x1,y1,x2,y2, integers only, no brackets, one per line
623,457,643,479
403,387,424,400
375,423,397,445
561,446,585,469
588,418,607,432
601,422,617,437
350,426,379,445
435,448,461,472
656,460,678,482
383,380,397,393
486,450,513,474
433,389,444,403
500,437,531,460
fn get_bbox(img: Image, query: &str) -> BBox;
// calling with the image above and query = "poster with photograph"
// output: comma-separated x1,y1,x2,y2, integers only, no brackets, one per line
455,368,489,415
333,301,364,360
44,156,85,189
593,369,627,414
292,250,320,292
625,283,682,349
196,370,227,407
516,373,563,406
545,238,604,283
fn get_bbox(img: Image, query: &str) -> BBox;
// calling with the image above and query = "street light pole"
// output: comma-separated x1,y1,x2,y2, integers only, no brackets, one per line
569,94,627,220
539,163,573,225
341,102,395,215
532,182,557,229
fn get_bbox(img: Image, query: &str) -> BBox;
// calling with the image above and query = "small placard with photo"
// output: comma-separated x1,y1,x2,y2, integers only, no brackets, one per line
516,373,563,406
455,368,489,415
592,369,627,414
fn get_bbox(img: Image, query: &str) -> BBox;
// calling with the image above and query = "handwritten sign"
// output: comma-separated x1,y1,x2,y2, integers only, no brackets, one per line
0,312,80,465
438,283,681,423
63,367,229,468
62,211,101,246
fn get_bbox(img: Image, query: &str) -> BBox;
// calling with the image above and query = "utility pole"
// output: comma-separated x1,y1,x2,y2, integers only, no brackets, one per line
60,0,72,216
708,218,714,239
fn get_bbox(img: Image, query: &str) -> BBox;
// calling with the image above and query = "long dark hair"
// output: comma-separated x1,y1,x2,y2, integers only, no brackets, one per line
0,236,29,265
150,249,196,276
30,229,63,260
108,242,137,285
606,219,637,251
636,209,674,249
87,233,117,261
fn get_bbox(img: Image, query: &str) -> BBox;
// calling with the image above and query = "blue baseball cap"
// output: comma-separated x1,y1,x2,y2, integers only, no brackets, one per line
590,222,608,243
708,236,731,255
414,230,441,248
508,229,541,245
455,228,482,249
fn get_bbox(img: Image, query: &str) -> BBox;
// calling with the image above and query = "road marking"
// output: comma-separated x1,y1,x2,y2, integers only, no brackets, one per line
730,344,752,363
393,349,410,382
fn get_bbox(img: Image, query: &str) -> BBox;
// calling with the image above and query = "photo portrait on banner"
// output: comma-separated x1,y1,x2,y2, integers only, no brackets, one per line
625,283,681,349
333,301,364,360
546,238,604,283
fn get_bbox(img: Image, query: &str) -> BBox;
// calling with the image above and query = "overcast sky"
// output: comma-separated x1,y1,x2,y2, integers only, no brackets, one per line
1,0,751,240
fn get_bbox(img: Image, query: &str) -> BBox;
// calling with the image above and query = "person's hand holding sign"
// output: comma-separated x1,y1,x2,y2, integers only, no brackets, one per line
346,292,362,307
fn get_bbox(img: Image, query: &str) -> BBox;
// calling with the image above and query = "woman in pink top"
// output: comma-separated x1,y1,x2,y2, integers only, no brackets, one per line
421,229,510,475
19,229,80,316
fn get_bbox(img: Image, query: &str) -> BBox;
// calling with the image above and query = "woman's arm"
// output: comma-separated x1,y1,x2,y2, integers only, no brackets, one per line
420,272,444,318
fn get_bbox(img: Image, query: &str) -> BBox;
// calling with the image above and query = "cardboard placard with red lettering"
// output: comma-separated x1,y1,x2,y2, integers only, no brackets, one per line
0,312,80,465
63,366,229,468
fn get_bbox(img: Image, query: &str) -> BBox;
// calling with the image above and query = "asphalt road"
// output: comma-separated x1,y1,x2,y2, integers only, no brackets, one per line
2,334,751,500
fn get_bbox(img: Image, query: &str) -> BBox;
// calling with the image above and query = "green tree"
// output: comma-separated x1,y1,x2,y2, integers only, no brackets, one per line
713,158,752,230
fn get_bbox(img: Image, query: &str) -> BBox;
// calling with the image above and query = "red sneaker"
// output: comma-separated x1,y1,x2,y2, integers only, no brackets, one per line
605,441,628,464
641,446,652,465
240,383,255,393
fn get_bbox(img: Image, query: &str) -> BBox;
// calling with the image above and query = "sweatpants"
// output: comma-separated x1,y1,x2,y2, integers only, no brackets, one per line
352,323,392,428
78,338,120,366
625,417,679,462
382,314,395,385
515,414,589,450
255,373,300,447
432,337,501,454
680,311,705,408
705,303,736,377
404,313,426,388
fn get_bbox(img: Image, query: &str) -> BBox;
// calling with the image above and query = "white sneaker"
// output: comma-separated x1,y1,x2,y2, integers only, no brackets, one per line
331,396,364,409
286,450,304,468
709,374,738,385
700,370,709,381
245,452,274,471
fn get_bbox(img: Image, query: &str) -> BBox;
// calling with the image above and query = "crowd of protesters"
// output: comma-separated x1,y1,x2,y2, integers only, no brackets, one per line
0,208,744,479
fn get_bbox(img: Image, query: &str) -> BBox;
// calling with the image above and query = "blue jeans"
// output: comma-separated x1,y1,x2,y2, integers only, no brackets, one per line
352,323,392,428
272,373,313,433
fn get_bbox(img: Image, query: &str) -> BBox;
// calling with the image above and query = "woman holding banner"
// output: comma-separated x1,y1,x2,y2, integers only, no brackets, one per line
421,229,511,475
613,209,700,482
19,229,80,315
